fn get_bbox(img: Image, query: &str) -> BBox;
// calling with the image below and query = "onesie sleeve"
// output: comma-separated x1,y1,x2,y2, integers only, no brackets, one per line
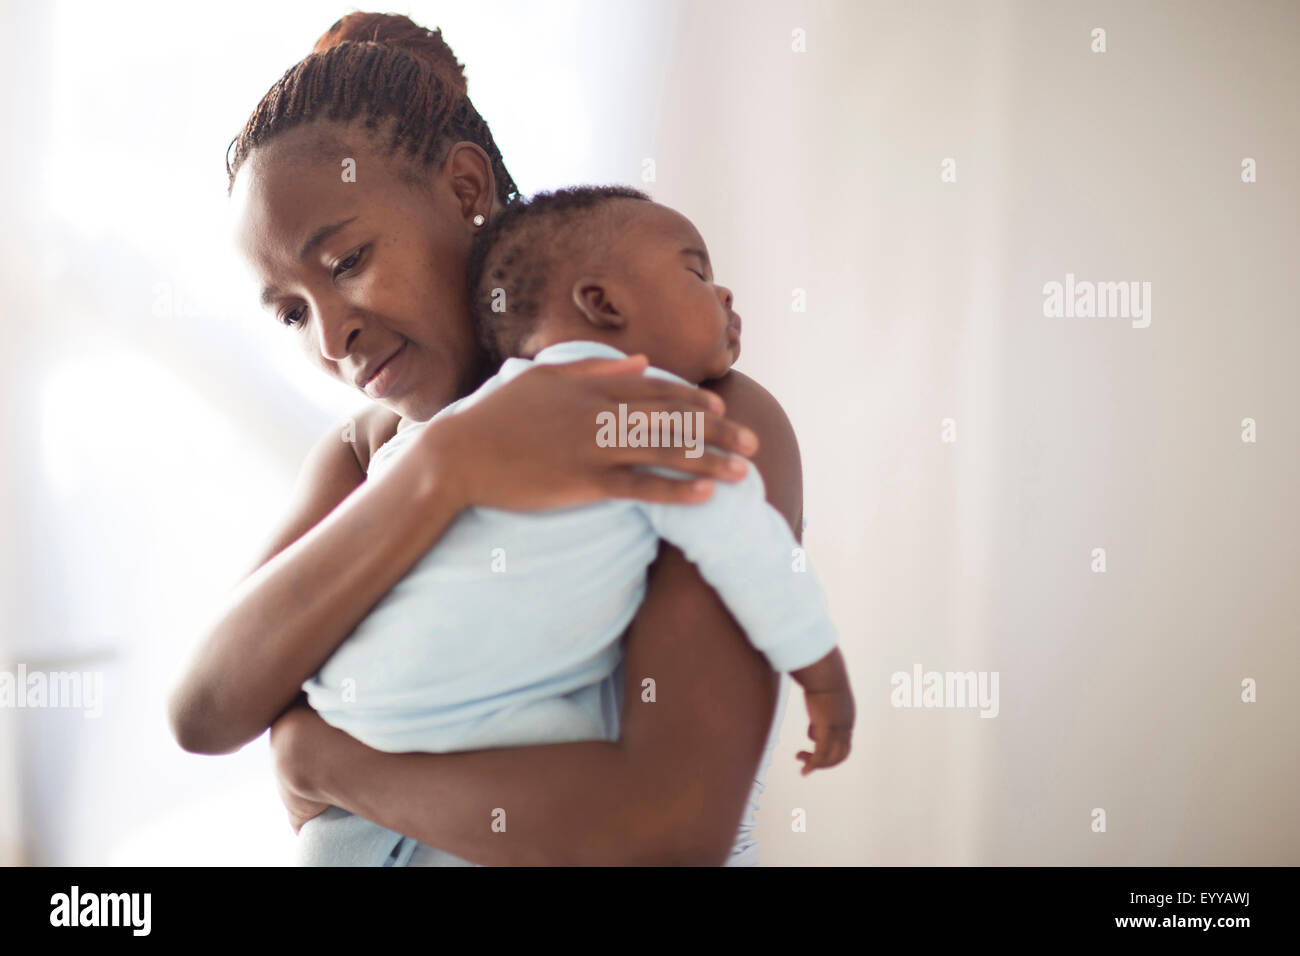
641,463,838,673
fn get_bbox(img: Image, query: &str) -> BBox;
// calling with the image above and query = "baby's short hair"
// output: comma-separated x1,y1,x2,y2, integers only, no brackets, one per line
467,185,652,360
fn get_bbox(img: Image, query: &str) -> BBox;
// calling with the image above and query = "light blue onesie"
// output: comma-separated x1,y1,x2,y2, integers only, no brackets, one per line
297,340,835,865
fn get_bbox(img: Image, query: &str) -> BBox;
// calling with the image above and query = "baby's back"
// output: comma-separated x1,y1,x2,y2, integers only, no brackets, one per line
303,497,657,752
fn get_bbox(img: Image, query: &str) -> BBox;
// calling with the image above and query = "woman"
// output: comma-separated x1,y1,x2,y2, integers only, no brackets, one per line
168,12,811,866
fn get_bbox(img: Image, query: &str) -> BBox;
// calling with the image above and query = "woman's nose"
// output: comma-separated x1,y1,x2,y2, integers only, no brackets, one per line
316,304,364,361
716,284,734,310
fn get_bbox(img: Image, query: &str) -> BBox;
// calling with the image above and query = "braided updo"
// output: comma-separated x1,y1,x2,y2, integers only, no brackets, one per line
225,12,520,205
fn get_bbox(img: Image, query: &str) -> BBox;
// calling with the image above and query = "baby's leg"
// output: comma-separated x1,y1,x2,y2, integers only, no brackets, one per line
296,806,415,867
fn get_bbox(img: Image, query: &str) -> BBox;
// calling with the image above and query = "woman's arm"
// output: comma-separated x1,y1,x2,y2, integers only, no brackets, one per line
276,370,804,865
168,356,754,755
168,404,454,755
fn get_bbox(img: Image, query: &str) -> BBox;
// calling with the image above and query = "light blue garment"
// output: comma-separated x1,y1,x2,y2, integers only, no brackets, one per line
299,340,830,865
300,663,791,866
297,671,625,866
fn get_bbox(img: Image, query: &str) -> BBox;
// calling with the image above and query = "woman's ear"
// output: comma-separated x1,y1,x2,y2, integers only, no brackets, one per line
571,277,628,330
442,141,496,225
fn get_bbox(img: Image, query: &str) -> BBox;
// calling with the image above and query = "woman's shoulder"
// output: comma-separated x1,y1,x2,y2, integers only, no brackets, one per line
704,370,790,432
296,404,402,492
702,370,804,538
343,405,403,475
244,405,403,572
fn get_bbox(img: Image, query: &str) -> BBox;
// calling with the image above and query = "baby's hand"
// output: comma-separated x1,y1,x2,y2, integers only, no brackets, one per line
796,687,855,775
790,648,855,775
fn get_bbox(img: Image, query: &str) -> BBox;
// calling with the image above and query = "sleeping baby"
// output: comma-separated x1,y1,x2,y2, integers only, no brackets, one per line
299,185,855,865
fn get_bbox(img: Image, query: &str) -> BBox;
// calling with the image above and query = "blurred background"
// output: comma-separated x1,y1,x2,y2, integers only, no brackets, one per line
1,0,1296,865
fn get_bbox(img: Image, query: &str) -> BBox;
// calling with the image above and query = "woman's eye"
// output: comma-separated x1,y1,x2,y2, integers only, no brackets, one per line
279,305,306,327
689,268,706,280
333,247,365,278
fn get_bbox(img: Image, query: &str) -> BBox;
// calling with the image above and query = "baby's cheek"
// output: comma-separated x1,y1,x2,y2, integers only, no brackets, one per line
706,347,734,382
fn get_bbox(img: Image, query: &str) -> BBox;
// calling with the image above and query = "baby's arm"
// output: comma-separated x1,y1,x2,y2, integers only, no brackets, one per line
643,464,855,772
791,647,854,774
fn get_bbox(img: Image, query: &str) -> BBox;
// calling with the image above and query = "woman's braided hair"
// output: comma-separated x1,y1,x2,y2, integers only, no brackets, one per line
225,12,520,205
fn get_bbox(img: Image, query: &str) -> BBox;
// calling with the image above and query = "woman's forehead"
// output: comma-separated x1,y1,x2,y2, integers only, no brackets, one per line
231,129,415,258
231,155,353,262
233,121,415,208
260,121,357,168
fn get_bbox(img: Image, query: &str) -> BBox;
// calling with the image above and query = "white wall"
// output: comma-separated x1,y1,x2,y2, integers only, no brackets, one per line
644,0,1298,864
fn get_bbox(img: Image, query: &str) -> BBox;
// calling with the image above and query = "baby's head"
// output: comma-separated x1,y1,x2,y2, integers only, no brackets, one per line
467,186,742,383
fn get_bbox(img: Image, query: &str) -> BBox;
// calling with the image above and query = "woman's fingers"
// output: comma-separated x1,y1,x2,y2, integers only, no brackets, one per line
600,469,716,504
551,356,722,414
608,443,749,482
545,358,759,454
702,414,759,456
618,374,726,413
596,403,758,460
442,354,759,511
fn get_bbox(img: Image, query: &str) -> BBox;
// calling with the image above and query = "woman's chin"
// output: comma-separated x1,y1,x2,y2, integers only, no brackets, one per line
389,395,437,424
392,380,461,422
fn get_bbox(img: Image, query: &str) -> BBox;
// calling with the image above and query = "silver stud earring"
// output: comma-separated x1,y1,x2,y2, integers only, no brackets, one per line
472,214,486,227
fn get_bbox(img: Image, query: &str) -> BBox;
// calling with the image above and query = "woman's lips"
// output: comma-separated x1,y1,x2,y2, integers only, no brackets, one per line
363,342,408,399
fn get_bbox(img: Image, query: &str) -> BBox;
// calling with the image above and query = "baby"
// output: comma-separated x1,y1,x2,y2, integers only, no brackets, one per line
299,186,855,866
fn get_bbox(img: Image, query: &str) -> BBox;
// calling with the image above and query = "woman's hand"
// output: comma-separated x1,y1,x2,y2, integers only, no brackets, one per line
425,354,761,511
269,702,335,833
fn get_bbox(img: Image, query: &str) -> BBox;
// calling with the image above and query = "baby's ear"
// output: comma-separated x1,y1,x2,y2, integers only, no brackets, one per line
571,277,628,330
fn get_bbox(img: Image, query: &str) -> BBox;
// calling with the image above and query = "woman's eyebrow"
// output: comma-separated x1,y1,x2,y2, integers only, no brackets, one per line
298,216,359,260
260,216,361,306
